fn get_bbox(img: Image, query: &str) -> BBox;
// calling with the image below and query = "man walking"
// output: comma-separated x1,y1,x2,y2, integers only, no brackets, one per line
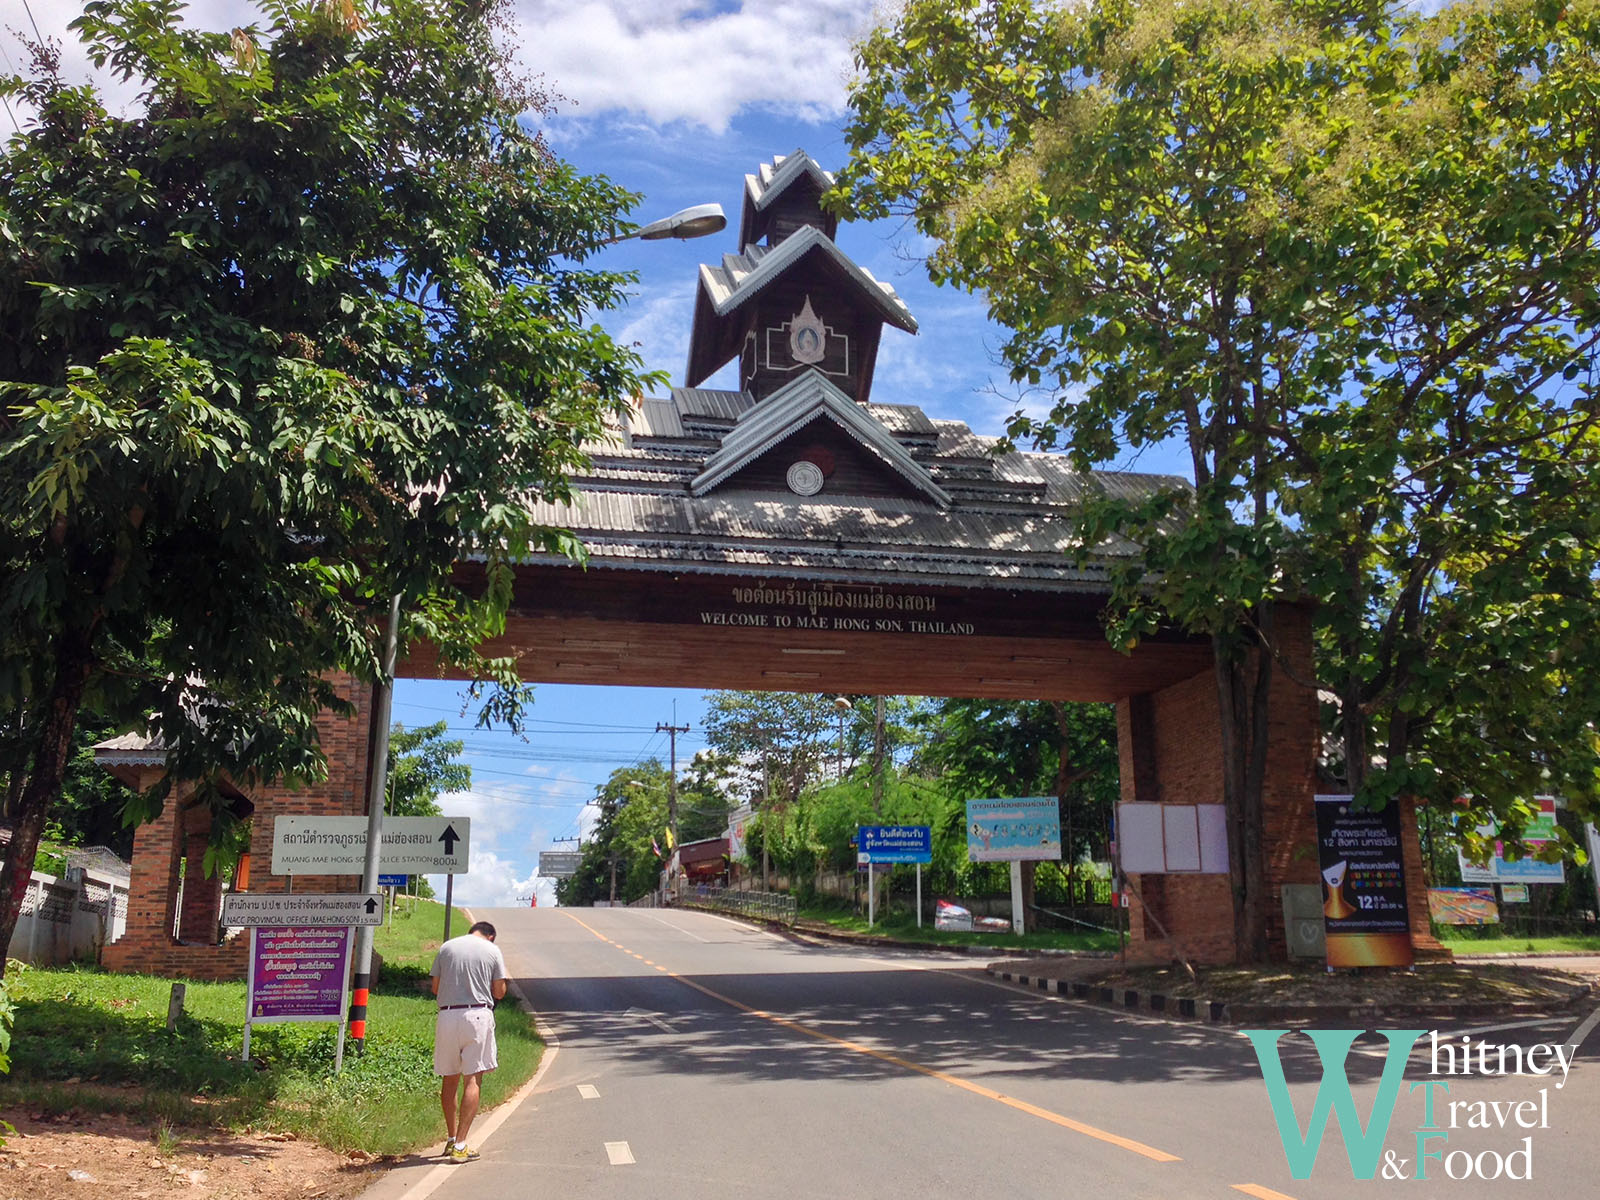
431,920,509,1162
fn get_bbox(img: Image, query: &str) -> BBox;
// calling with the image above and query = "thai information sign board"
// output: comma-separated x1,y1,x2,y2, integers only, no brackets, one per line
223,893,383,927
270,816,470,875
247,925,351,1022
965,798,1062,862
1314,794,1413,968
858,825,932,864
1457,796,1565,884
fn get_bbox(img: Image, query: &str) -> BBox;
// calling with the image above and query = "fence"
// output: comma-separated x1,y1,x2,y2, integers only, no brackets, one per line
13,867,129,966
681,885,797,925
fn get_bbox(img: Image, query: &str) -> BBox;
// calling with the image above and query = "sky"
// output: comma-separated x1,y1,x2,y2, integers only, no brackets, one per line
1,1,1195,907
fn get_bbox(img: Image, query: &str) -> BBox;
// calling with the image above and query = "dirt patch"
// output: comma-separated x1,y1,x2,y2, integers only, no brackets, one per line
0,1110,384,1200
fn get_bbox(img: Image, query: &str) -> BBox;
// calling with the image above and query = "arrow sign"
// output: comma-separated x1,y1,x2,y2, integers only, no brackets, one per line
271,816,471,875
222,893,385,927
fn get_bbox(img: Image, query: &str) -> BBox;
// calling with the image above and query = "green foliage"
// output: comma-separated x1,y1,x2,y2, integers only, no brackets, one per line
387,721,471,817
0,0,661,960
838,0,1600,896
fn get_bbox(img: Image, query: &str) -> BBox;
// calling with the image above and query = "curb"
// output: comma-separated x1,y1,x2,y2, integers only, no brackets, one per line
985,966,1598,1026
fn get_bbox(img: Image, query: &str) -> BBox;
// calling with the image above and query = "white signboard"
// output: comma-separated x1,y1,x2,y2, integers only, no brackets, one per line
271,816,471,876
223,892,384,927
1116,803,1229,874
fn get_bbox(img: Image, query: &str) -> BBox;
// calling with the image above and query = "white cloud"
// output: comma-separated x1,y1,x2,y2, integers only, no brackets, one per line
510,2,869,133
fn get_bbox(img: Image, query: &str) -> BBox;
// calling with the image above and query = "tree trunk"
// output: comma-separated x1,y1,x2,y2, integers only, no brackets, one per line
1214,609,1274,965
0,629,95,974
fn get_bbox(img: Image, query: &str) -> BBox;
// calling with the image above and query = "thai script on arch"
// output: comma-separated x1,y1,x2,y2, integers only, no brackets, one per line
729,585,937,616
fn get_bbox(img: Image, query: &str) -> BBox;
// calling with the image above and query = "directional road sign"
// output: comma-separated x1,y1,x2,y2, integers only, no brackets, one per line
858,825,932,864
377,874,408,888
271,816,471,876
222,892,385,927
538,851,583,878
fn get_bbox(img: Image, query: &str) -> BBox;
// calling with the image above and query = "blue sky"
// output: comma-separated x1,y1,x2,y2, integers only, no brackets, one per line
3,1,1195,905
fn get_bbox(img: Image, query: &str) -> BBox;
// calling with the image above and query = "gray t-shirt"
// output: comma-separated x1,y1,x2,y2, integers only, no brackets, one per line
431,933,508,1006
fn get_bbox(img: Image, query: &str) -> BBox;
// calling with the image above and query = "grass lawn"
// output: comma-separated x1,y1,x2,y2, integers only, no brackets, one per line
795,904,1120,953
1437,930,1600,956
0,897,543,1155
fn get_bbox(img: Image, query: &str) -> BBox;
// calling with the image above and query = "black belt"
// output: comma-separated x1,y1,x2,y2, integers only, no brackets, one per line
438,1003,492,1010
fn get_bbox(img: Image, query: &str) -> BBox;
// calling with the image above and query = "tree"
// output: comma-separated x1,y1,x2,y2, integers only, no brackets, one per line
838,0,1600,959
386,721,470,818
914,699,1118,927
0,0,658,969
557,761,672,906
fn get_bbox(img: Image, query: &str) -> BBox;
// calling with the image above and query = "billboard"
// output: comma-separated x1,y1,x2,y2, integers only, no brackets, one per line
247,925,352,1022
965,798,1061,863
1457,796,1565,884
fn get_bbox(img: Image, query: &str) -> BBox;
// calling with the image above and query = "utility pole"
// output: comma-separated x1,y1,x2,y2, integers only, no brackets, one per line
656,720,689,849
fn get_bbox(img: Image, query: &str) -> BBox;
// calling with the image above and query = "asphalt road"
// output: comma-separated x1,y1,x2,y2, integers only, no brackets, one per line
373,907,1600,1200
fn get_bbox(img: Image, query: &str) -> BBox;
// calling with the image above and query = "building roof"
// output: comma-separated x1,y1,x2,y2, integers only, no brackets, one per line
530,381,1188,594
739,149,837,247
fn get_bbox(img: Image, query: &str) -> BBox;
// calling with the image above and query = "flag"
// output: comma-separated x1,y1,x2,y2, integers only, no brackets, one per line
651,837,663,859
665,826,676,851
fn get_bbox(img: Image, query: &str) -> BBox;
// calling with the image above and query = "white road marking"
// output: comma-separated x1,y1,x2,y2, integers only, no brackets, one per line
605,1141,635,1166
636,910,715,942
577,1084,600,1100
624,1007,677,1034
1451,1016,1571,1037
1565,1004,1600,1061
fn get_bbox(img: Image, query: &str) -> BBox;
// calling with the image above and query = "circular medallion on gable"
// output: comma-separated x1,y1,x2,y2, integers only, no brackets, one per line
786,460,825,496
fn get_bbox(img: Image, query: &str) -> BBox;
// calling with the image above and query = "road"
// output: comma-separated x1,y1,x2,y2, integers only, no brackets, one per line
374,907,1600,1200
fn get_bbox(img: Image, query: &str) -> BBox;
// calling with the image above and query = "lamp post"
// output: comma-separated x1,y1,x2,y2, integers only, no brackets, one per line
834,695,851,781
346,202,726,1054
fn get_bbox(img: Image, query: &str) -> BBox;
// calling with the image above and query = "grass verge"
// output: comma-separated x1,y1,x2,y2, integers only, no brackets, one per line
794,904,1119,952
1438,932,1600,956
0,897,542,1155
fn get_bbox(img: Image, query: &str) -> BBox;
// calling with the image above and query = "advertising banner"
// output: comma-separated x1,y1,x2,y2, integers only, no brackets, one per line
965,798,1062,863
1427,887,1500,925
1313,794,1413,968
247,925,352,1022
1457,796,1565,884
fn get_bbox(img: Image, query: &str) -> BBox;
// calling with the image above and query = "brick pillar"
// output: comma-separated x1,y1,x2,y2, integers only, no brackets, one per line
177,806,223,943
105,671,376,979
1115,604,1322,965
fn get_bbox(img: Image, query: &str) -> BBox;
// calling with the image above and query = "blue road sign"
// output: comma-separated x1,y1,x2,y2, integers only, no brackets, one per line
378,873,408,888
859,825,932,864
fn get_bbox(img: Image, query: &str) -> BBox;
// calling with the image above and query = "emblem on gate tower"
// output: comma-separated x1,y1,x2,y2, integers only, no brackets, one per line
788,296,828,364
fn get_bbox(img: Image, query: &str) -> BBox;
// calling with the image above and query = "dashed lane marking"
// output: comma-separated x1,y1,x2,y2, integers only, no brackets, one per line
558,910,1180,1165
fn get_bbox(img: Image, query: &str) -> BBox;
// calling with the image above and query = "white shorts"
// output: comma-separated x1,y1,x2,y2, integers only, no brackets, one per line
434,1007,498,1077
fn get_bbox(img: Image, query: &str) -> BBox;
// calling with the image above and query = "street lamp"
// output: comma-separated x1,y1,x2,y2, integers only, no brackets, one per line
601,203,727,247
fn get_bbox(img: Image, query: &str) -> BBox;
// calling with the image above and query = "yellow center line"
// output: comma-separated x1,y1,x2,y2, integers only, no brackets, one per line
1232,1185,1299,1200
559,911,1179,1165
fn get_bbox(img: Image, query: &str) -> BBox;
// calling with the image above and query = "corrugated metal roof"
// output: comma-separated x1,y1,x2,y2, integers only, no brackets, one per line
697,227,917,333
866,404,939,437
746,150,834,214
671,387,754,422
691,371,951,508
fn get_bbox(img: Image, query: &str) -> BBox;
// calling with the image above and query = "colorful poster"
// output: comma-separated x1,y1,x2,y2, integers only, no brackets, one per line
1457,795,1565,883
1428,887,1500,925
1313,794,1414,968
247,925,352,1022
966,798,1061,863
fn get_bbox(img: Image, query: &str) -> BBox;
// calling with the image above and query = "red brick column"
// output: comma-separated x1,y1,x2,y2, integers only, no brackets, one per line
1115,604,1322,965
105,672,376,980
